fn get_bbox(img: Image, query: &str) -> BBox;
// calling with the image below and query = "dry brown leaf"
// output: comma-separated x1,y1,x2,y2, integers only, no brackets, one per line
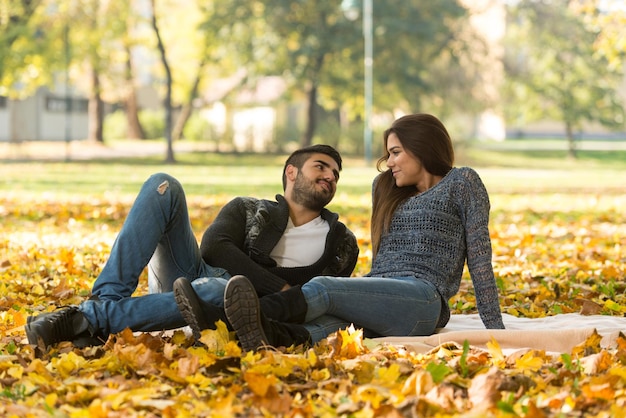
468,368,504,410
574,298,604,315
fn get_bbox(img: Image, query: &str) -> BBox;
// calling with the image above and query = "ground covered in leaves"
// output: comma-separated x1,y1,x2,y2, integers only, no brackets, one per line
1,192,626,417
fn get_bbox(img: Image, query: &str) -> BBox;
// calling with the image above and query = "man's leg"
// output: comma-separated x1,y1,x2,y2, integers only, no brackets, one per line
26,173,228,348
81,277,229,337
92,173,215,300
224,276,313,351
173,277,231,340
173,278,309,343
26,276,231,349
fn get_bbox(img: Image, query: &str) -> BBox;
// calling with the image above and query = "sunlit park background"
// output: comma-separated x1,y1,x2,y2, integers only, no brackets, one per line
1,0,626,343
2,1,626,416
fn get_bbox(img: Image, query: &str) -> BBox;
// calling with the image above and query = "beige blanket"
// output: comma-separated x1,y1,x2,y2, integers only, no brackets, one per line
375,313,626,354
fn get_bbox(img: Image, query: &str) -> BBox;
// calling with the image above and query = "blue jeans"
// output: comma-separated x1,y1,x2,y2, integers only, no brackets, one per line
300,276,441,343
79,173,229,336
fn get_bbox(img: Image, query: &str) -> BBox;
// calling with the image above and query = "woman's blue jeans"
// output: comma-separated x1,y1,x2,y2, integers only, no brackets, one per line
301,276,442,343
78,173,229,336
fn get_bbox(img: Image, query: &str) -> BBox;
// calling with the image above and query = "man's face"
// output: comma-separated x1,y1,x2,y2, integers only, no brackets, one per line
290,153,340,211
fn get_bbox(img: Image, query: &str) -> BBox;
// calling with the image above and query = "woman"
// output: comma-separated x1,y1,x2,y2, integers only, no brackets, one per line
216,113,505,351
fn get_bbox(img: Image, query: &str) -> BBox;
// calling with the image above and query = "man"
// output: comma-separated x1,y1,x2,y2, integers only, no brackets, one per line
25,145,359,348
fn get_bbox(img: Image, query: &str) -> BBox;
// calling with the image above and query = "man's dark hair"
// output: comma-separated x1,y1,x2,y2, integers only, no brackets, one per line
282,144,342,190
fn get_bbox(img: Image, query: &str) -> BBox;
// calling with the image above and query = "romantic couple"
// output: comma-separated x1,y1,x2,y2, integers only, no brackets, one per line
26,113,504,353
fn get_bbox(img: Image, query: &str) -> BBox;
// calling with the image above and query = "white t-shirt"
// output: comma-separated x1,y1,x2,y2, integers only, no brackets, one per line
270,216,330,267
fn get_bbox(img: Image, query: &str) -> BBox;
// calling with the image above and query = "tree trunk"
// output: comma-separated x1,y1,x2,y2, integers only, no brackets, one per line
125,45,145,140
302,84,318,147
223,103,235,152
172,104,191,142
150,0,175,163
565,122,577,159
172,58,206,141
301,54,325,147
87,68,104,143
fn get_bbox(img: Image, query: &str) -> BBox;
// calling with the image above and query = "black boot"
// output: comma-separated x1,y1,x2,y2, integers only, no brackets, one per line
26,306,103,349
259,285,307,323
173,277,231,340
224,275,311,352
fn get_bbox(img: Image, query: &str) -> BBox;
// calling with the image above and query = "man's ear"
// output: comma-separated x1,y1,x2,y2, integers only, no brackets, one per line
285,164,298,183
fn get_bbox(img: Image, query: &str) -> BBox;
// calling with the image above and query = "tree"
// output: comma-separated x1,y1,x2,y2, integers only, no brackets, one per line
169,2,243,142
149,0,175,163
231,0,491,149
80,0,106,143
503,0,625,158
0,0,42,90
232,0,355,147
123,43,145,140
574,0,626,71
0,0,58,99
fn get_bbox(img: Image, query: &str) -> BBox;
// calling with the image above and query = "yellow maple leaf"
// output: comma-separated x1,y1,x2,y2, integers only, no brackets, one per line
44,393,58,409
244,370,278,397
310,368,331,381
376,363,401,387
604,299,625,313
53,351,87,378
572,330,603,358
486,337,505,368
353,384,389,409
199,320,231,351
169,329,188,347
514,350,544,372
329,325,367,359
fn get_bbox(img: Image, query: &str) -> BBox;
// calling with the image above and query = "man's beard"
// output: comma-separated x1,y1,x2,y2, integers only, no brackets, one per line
291,171,334,212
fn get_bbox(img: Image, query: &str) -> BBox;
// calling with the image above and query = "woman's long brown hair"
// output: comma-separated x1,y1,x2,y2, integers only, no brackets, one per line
370,114,455,258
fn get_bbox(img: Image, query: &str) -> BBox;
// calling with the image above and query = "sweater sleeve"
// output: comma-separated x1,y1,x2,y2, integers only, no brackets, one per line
200,198,288,295
459,169,505,329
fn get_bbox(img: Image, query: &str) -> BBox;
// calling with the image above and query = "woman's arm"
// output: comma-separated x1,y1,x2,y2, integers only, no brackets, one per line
460,168,505,329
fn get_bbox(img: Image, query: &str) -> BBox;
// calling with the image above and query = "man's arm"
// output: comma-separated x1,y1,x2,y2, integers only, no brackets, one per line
200,198,288,296
334,226,359,277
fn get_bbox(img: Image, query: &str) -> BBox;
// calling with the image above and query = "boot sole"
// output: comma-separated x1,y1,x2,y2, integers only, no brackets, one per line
224,275,268,352
173,278,212,341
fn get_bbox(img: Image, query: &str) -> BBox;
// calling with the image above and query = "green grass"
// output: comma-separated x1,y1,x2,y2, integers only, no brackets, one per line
0,157,377,199
1,139,624,200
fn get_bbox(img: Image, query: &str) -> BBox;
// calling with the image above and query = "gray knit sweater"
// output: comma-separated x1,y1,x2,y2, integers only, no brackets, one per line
369,167,505,329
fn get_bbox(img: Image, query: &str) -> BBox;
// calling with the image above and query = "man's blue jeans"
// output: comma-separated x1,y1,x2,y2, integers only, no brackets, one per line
301,275,441,343
79,173,229,336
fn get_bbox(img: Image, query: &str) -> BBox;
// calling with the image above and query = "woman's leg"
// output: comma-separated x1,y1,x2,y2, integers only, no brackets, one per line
302,315,354,344
301,276,441,336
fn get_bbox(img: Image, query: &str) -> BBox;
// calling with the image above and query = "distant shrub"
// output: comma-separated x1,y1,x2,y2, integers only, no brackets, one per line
139,109,165,140
183,113,213,141
103,110,127,140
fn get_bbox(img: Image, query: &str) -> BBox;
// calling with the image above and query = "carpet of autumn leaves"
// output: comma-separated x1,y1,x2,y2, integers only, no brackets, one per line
1,191,626,417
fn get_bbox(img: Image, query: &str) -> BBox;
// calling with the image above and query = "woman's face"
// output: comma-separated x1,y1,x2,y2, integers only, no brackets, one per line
385,133,426,189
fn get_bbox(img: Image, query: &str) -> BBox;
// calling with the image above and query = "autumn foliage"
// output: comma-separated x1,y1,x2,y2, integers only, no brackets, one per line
1,192,626,417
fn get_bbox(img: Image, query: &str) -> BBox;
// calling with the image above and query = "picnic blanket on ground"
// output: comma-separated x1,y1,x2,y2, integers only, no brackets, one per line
375,313,626,355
